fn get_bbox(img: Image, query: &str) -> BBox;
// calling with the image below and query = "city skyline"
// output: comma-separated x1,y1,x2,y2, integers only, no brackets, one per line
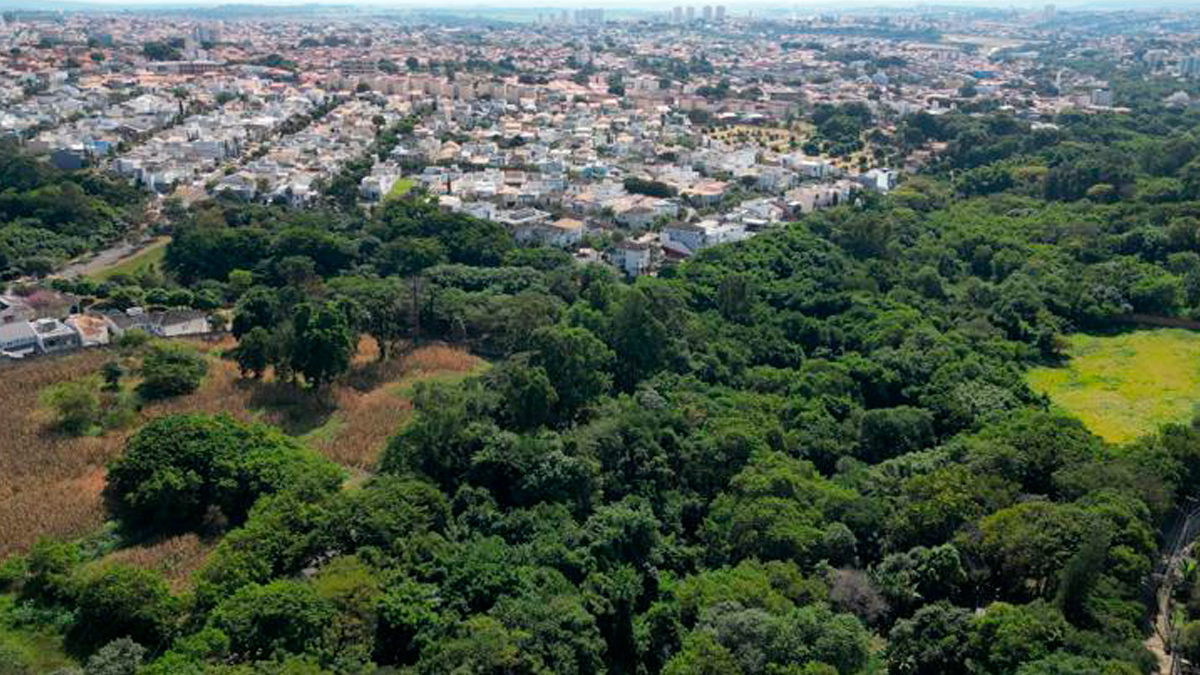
7,0,1200,11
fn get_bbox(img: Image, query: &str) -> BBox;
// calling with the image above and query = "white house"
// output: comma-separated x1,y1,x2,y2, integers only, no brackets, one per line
153,310,211,337
662,220,749,256
32,318,80,354
360,173,399,201
0,321,37,357
859,168,897,194
661,222,706,255
515,218,585,248
610,240,654,277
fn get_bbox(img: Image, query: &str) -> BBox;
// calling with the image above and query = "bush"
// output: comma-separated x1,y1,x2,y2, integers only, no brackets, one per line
84,638,145,675
68,564,177,655
14,538,82,606
1178,621,1200,663
115,329,150,351
39,377,101,435
137,342,208,400
106,413,343,534
209,580,334,661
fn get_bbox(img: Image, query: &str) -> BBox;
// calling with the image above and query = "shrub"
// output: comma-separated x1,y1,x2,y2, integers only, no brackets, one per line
115,329,150,351
19,538,82,605
68,564,178,655
39,377,101,435
209,580,334,660
137,342,208,400
84,638,146,675
106,413,343,534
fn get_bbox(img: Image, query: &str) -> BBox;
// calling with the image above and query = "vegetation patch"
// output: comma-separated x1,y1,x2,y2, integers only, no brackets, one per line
0,596,75,674
91,237,170,281
0,336,480,556
1026,329,1200,443
384,177,415,202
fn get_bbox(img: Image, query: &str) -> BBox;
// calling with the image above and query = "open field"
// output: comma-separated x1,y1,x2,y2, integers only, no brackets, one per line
1026,329,1200,444
0,337,485,557
90,236,170,281
941,34,1028,53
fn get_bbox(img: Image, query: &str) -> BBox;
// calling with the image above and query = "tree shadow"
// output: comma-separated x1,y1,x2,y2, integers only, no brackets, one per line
245,379,337,436
341,352,414,393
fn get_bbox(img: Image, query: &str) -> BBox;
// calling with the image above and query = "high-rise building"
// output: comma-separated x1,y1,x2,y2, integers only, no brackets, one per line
715,5,726,21
702,5,713,21
1182,54,1200,78
673,6,683,23
571,8,603,25
685,6,695,22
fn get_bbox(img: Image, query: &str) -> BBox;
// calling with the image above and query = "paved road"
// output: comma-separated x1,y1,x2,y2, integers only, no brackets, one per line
56,240,142,279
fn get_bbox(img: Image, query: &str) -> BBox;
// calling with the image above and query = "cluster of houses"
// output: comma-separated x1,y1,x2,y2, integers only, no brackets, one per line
211,98,398,206
114,90,327,194
335,93,901,277
26,92,180,170
0,290,210,361
5,4,1124,286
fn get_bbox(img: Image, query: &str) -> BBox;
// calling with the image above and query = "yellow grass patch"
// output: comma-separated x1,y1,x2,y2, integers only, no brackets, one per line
0,349,128,556
1026,329,1200,444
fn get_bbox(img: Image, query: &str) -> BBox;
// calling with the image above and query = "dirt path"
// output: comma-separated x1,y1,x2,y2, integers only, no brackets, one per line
1145,592,1174,675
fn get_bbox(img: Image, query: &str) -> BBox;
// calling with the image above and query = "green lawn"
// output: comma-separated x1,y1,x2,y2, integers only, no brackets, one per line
92,237,170,281
1026,329,1200,443
384,178,415,202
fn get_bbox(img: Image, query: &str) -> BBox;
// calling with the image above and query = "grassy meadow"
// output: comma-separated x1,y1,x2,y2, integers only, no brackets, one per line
1026,328,1200,444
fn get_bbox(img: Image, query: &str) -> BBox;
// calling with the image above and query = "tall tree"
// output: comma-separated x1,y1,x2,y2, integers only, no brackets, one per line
291,300,358,388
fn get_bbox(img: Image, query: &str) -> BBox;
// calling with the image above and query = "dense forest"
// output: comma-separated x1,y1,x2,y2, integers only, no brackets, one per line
13,96,1200,675
0,139,147,279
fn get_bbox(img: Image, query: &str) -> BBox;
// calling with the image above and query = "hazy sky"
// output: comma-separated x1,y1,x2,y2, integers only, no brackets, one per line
0,0,1164,6
5,0,1197,9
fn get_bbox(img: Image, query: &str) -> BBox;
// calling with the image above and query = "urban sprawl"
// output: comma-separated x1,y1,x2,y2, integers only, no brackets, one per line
0,3,1194,356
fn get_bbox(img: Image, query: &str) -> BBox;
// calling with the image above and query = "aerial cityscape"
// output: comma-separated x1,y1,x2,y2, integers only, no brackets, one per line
6,1,1200,674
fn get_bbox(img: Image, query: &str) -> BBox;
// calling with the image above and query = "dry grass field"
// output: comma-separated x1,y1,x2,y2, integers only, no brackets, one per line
95,533,214,593
0,337,485,557
0,349,128,558
303,340,487,469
